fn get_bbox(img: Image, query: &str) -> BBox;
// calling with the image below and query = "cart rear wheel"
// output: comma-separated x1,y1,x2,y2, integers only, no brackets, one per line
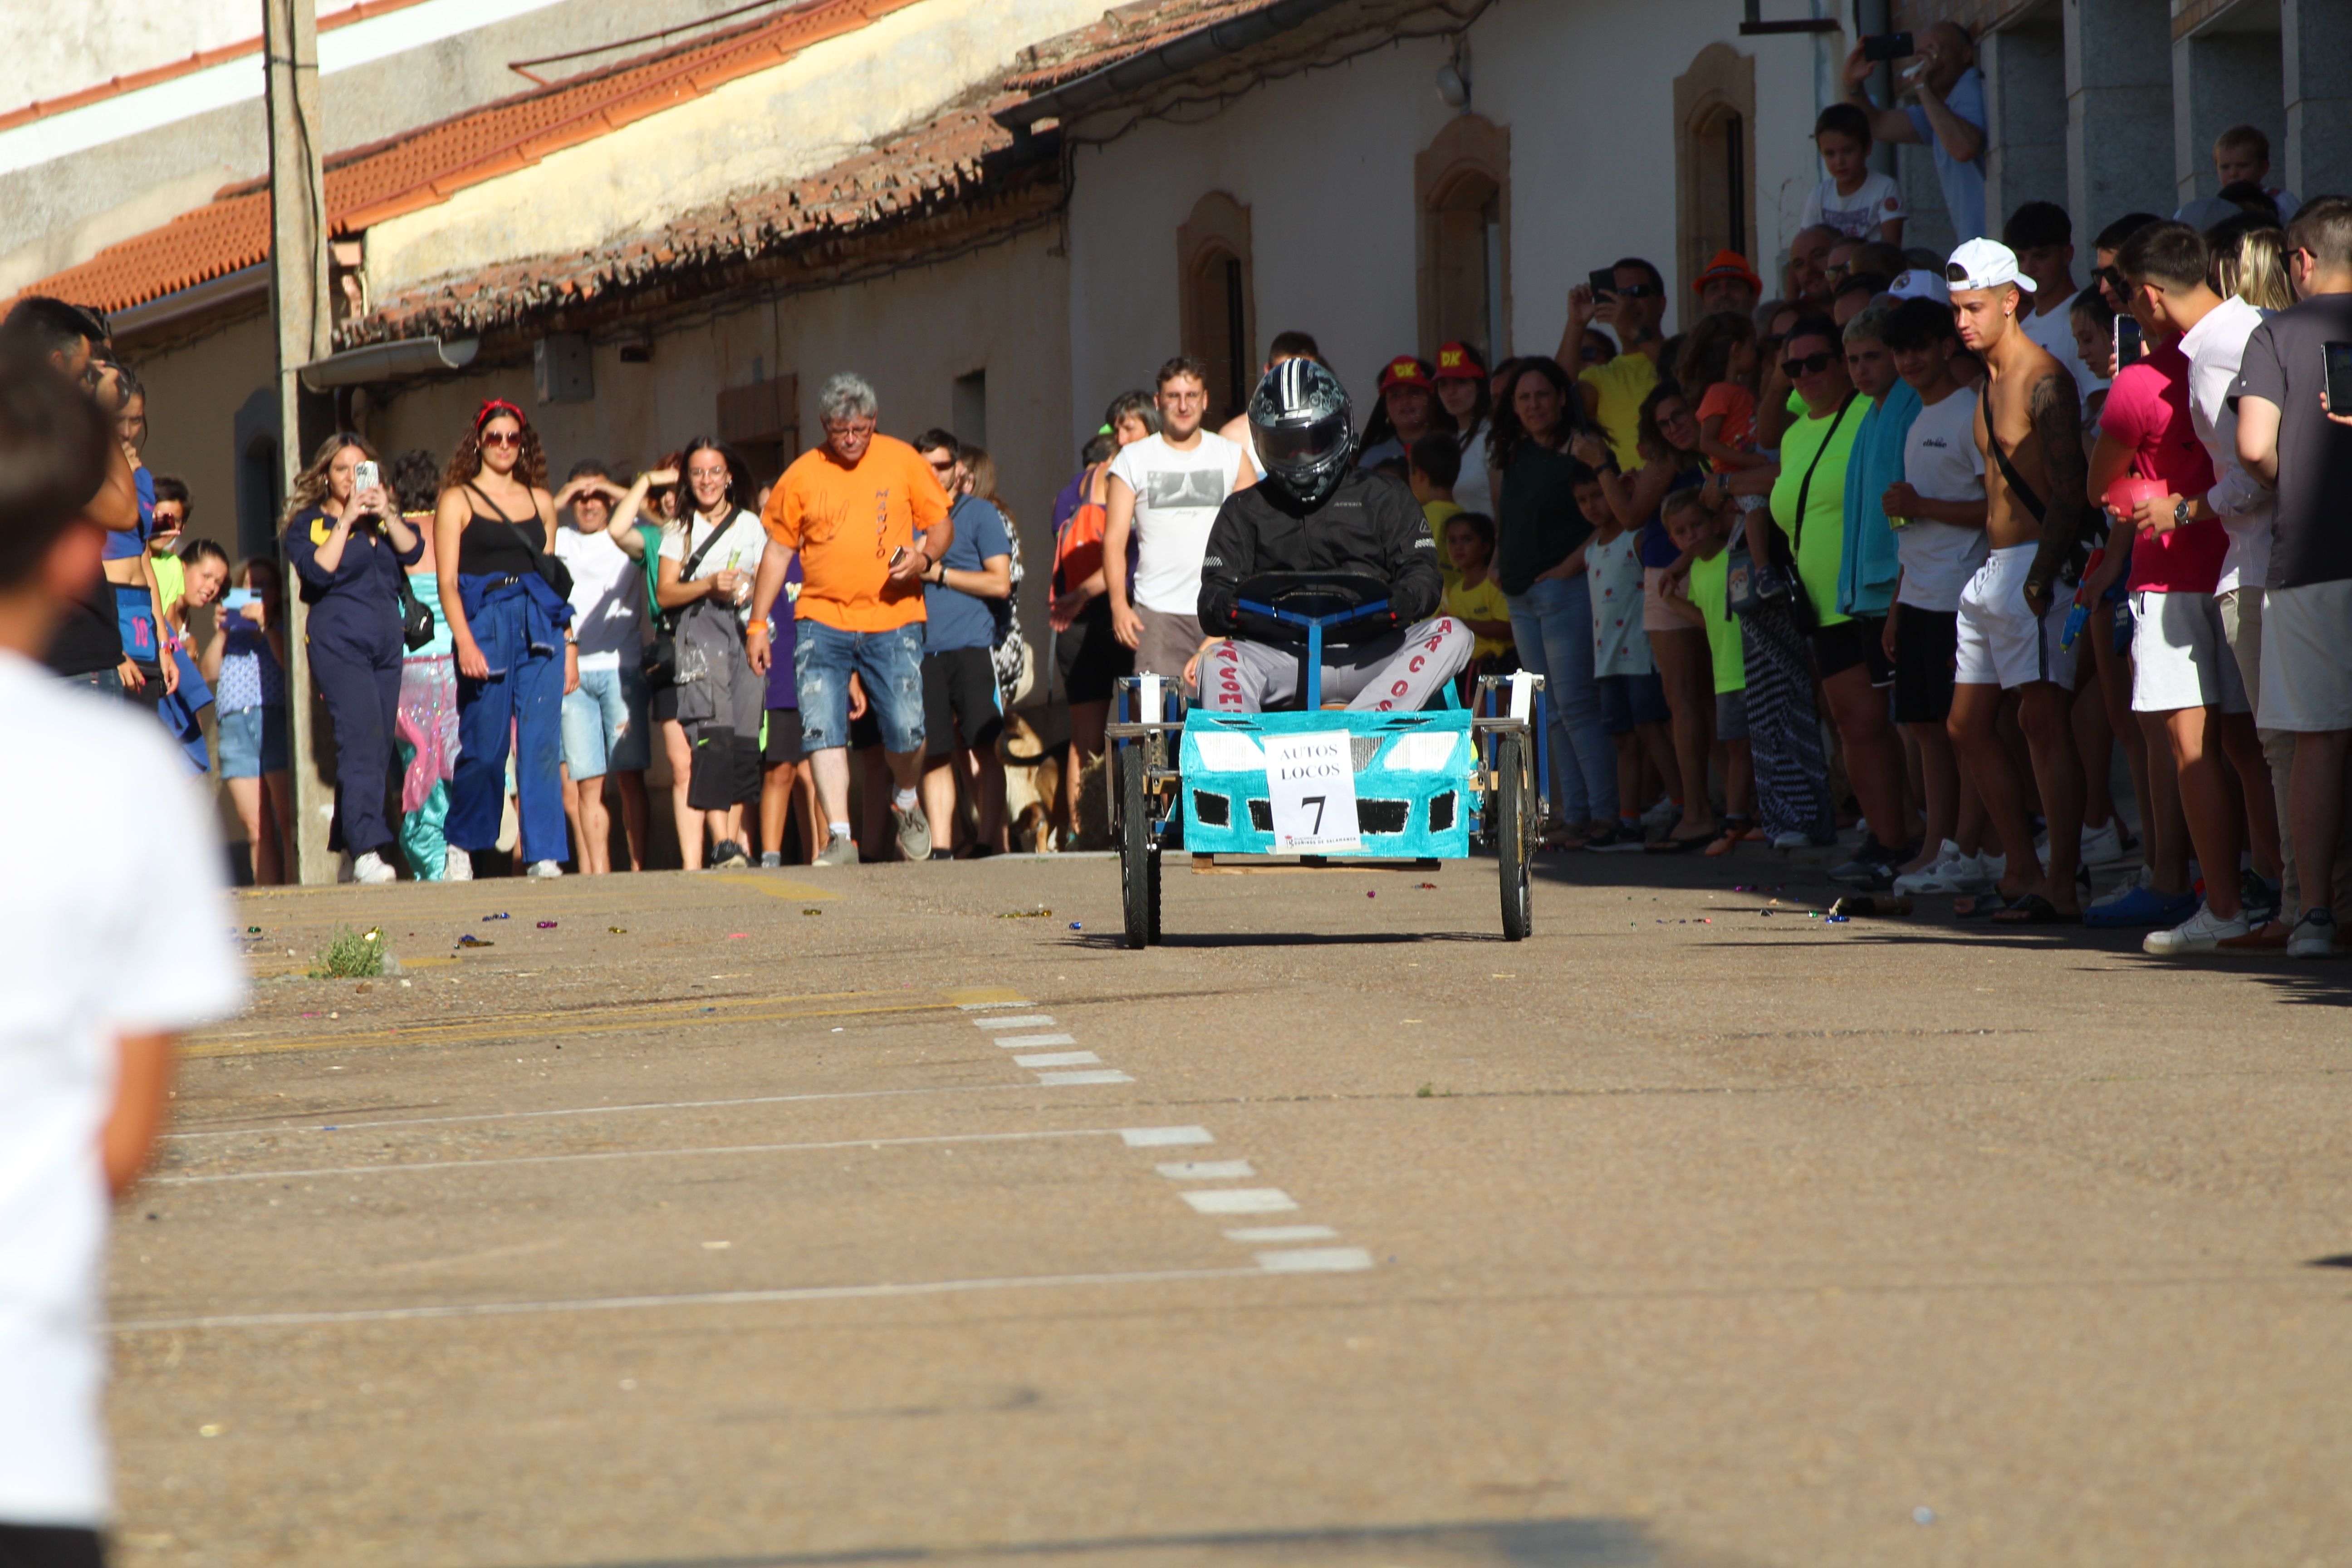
1119,740,1159,948
1495,730,1533,941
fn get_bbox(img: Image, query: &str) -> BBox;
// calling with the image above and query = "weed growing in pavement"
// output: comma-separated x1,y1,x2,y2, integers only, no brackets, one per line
309,926,384,979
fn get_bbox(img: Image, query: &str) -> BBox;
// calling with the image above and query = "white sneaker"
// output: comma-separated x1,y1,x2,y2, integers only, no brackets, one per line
351,850,397,885
1640,796,1680,829
2079,820,2130,867
2089,864,2151,910
442,847,472,882
527,859,564,879
2143,902,2249,955
2286,908,2339,959
1771,830,1813,849
1895,845,1991,896
1891,841,1961,895
1983,852,2006,881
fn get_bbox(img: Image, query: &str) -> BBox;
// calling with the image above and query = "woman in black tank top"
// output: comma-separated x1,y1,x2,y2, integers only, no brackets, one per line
432,399,570,880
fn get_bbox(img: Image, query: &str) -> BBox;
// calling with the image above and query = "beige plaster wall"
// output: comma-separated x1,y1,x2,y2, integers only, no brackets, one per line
128,309,280,563
363,0,1105,296
360,222,1073,691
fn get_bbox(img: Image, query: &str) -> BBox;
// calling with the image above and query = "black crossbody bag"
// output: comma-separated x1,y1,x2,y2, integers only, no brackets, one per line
395,566,436,652
640,517,734,690
1752,391,1858,634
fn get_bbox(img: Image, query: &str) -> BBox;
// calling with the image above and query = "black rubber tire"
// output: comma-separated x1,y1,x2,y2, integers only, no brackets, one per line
1495,730,1533,941
1120,740,1155,949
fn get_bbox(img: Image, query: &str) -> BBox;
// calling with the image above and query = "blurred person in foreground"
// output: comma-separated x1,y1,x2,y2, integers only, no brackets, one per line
0,339,243,1568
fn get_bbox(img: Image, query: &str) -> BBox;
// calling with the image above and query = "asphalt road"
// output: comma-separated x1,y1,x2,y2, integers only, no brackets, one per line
110,846,2352,1568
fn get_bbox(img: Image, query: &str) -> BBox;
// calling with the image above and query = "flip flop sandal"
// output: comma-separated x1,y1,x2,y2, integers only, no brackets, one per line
1647,833,1710,854
1953,888,2016,919
1991,892,2078,926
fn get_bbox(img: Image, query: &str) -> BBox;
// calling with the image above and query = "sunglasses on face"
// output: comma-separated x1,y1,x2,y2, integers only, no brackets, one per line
1579,345,1609,363
1611,283,1661,299
480,428,522,449
1782,351,1837,377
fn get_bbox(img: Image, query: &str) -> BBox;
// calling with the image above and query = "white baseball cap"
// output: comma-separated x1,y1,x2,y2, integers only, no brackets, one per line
1886,268,1950,304
1944,237,2037,294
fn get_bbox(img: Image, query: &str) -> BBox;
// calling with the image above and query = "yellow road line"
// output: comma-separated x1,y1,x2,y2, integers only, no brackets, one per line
715,874,836,901
943,985,1030,1007
184,991,942,1060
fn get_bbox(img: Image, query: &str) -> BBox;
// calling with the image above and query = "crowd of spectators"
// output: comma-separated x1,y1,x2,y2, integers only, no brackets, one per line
8,31,2350,951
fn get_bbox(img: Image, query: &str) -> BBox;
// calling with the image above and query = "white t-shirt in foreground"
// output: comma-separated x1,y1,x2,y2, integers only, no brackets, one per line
553,524,648,670
659,509,768,626
2179,293,2274,595
1107,430,1244,615
0,650,245,1528
1895,386,1990,612
1800,170,1906,240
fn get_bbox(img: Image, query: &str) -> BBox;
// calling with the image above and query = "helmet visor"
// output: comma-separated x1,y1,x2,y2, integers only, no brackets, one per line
1255,411,1350,472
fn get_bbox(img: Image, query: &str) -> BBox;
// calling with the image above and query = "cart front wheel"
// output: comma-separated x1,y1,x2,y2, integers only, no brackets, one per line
1119,742,1159,948
1495,730,1533,941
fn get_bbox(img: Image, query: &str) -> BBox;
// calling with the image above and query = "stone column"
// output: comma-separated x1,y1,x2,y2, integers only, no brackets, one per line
2283,0,2352,201
1983,15,2069,232
2067,0,2176,227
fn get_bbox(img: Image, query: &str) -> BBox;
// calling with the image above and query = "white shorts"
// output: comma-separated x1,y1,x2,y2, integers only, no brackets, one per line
2130,588,2249,714
1954,544,2076,691
2259,580,2352,733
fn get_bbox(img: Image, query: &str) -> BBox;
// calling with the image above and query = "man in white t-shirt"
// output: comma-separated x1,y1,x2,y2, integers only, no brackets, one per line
1878,297,1995,898
0,342,244,1563
550,461,652,875
2004,201,2107,416
1103,355,1255,686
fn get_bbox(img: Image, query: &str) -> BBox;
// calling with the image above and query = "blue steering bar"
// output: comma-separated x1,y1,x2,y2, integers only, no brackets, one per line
1235,597,1392,712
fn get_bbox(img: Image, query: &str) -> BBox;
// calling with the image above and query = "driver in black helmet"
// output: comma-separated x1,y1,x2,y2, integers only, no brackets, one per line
1195,358,1471,712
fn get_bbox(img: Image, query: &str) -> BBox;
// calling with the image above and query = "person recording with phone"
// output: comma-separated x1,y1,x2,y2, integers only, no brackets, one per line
1558,257,1671,471
1841,21,1987,245
282,431,422,885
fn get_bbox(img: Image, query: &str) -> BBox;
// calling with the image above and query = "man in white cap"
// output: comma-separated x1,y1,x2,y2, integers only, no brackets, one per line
1944,236,2093,924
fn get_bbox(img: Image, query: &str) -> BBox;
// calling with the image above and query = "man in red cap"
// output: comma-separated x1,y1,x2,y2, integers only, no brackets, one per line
1357,355,1449,470
1695,249,1764,318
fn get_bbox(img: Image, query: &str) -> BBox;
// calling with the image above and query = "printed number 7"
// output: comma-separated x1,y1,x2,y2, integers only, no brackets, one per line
1303,795,1325,833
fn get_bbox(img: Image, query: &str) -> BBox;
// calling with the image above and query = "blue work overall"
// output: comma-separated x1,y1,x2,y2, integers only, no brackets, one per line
284,506,416,857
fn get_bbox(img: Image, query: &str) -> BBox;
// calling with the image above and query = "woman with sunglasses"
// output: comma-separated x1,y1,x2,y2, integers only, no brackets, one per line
1718,320,1845,848
434,400,570,880
281,431,424,883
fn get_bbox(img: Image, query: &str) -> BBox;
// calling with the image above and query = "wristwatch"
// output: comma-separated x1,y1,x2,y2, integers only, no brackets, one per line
2173,497,2191,529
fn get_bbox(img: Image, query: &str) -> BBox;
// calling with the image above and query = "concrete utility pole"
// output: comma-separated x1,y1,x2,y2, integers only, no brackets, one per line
264,0,336,884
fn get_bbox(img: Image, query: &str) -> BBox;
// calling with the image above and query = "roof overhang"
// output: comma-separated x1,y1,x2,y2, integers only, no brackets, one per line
993,0,1351,131
106,262,270,339
301,333,479,388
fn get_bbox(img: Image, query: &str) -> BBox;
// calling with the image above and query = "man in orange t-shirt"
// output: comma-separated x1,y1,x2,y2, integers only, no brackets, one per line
749,372,952,865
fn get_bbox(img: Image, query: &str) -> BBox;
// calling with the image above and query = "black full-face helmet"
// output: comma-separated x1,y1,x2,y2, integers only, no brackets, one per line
1248,358,1355,506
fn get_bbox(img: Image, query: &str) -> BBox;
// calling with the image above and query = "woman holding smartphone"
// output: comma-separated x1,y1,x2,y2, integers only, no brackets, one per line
282,431,422,884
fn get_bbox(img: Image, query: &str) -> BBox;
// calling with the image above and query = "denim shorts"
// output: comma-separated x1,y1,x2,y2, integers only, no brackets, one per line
561,662,651,776
218,705,289,778
1595,671,1669,735
794,620,925,755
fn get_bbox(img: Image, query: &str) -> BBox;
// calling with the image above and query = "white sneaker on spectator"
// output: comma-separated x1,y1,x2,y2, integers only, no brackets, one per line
526,859,564,878
813,833,858,867
2286,908,2339,959
1770,830,1812,849
1894,844,1982,896
2078,820,2129,867
1640,796,1680,830
2143,903,2249,955
443,847,472,882
893,804,932,862
2089,864,2151,911
351,851,397,885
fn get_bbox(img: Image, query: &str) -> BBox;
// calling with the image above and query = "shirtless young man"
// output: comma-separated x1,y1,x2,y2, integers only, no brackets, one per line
1944,239,2094,923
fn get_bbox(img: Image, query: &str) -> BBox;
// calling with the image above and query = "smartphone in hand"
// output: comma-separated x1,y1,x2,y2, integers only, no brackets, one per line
1861,31,1913,61
2323,341,2352,415
1588,267,1618,301
354,460,380,493
2114,316,2144,371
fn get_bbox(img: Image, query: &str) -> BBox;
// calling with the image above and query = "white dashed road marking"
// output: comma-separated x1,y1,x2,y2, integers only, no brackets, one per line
1180,1188,1299,1215
993,1033,1078,1049
1155,1160,1255,1180
1034,1069,1135,1086
1012,1051,1101,1068
1224,1225,1338,1243
1120,1127,1213,1147
971,1015,1057,1030
1254,1247,1374,1274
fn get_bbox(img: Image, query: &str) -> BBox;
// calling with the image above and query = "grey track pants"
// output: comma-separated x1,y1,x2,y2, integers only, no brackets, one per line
1200,616,1474,713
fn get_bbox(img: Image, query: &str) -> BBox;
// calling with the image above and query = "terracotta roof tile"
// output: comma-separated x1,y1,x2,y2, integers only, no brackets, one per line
25,0,1292,331
19,0,924,317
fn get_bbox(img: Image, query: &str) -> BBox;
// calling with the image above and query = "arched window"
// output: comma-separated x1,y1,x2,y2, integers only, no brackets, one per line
1416,114,1511,363
1674,44,1758,310
1176,192,1256,425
